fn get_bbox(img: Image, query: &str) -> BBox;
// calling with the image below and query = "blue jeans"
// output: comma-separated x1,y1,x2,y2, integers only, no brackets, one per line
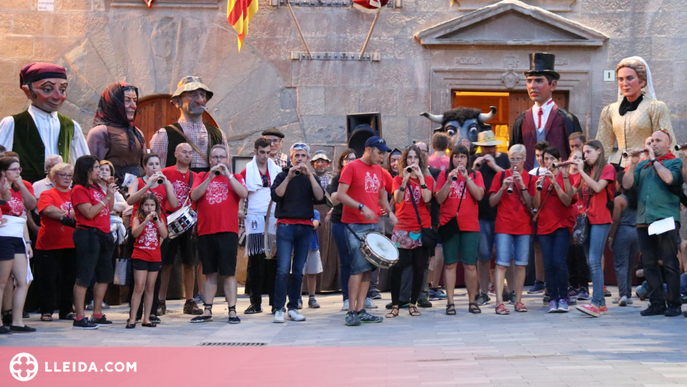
477,219,496,261
582,223,610,307
613,225,639,299
495,234,530,267
538,228,570,301
331,222,352,301
274,224,312,311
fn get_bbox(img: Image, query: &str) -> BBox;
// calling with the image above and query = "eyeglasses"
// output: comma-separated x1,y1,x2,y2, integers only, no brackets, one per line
7,167,22,173
509,157,524,162
55,173,73,179
210,155,228,160
268,139,282,145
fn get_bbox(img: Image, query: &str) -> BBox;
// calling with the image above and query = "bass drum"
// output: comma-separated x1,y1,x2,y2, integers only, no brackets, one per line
167,206,197,239
361,232,399,269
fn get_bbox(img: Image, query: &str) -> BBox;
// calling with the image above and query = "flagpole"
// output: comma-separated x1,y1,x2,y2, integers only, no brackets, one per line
359,8,381,59
285,0,312,60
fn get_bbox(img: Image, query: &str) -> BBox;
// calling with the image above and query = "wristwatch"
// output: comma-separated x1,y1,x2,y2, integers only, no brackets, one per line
420,184,428,189
358,203,364,211
399,186,406,192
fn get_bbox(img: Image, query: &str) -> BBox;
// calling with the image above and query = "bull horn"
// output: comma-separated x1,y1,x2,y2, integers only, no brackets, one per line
420,112,444,124
479,106,497,122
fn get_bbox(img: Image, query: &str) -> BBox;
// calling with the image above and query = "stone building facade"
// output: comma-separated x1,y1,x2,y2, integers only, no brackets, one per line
0,0,686,158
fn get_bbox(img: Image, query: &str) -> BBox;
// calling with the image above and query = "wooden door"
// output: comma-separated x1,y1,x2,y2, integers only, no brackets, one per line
133,94,219,148
452,91,510,152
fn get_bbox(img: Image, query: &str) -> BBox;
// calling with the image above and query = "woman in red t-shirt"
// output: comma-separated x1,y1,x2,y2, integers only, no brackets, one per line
0,157,34,333
564,150,591,299
126,153,178,221
435,145,484,315
71,155,118,329
533,147,575,313
35,162,76,322
570,140,616,317
386,145,433,319
128,194,167,329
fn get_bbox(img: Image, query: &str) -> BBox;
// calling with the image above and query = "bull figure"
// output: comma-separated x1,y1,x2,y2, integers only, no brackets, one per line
421,106,496,152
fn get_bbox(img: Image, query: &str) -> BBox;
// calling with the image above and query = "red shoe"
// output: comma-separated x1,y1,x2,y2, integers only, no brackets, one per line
576,304,600,317
514,302,528,312
599,305,609,315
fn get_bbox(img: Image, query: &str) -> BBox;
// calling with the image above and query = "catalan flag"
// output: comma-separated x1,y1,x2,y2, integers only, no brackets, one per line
143,0,154,7
227,0,259,51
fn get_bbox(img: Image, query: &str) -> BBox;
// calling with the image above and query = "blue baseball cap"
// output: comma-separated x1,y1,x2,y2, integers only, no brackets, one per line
364,136,391,152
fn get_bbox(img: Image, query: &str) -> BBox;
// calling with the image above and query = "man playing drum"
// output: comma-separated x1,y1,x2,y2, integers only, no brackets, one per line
158,143,199,316
335,136,397,326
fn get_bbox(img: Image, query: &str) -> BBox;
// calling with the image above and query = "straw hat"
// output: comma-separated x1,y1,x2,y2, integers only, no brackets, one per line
472,130,503,146
171,76,214,100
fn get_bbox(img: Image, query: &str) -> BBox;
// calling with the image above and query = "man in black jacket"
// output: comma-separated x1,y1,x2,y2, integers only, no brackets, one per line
270,143,325,323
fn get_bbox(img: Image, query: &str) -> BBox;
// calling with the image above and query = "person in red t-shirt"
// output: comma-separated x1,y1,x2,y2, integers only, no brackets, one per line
128,194,168,329
127,153,178,224
563,149,591,299
488,144,535,315
336,136,396,325
189,145,247,324
435,145,485,315
533,147,575,313
0,157,35,333
427,132,451,171
386,146,435,319
35,162,76,322
569,140,615,317
71,155,118,330
158,143,201,317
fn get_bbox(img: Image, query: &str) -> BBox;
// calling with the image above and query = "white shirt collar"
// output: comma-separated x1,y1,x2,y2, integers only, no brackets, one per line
28,103,59,120
532,98,555,114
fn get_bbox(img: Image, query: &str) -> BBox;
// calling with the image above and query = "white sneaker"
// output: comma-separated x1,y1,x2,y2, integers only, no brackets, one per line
287,309,306,321
618,295,628,307
365,297,378,309
273,309,285,323
341,300,349,311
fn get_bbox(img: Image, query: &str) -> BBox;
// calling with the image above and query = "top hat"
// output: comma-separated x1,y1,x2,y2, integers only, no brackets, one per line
523,53,560,81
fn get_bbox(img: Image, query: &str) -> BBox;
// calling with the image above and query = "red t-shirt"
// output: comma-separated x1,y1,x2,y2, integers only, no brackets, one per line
435,170,484,232
192,172,246,236
131,220,162,262
239,168,271,188
488,169,536,235
339,159,385,224
428,154,450,171
536,173,577,235
131,178,169,226
0,180,34,217
382,169,393,195
37,188,75,250
392,175,434,231
161,166,197,212
72,185,110,233
574,164,615,225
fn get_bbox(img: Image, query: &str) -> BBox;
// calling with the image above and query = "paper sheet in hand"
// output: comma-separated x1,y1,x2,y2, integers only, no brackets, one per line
648,217,676,235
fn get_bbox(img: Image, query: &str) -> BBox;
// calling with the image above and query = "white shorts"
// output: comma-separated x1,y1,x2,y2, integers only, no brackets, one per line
303,250,323,275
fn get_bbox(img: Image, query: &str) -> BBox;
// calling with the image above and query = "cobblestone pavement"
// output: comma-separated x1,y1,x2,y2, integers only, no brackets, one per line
4,287,687,386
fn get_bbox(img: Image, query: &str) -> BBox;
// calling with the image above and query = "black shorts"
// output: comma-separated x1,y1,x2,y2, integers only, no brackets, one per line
0,236,24,261
73,227,116,287
161,228,197,266
131,259,162,272
198,232,238,277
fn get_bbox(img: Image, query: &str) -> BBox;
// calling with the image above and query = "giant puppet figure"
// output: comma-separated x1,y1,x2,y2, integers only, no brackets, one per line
421,106,497,152
596,56,676,167
0,63,89,183
511,53,582,171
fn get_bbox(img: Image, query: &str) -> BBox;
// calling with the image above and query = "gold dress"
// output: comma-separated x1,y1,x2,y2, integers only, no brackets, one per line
596,95,676,166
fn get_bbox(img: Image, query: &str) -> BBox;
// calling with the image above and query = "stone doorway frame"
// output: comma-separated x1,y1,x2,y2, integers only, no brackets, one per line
429,67,591,133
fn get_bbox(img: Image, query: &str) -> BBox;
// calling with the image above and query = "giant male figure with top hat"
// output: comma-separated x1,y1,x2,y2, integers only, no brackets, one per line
0,62,89,183
510,53,582,171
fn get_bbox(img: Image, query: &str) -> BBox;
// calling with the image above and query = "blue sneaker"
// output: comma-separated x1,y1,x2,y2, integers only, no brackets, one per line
567,286,579,300
548,300,558,313
345,311,360,326
528,280,546,294
576,287,590,300
429,289,447,301
357,309,383,323
557,299,569,312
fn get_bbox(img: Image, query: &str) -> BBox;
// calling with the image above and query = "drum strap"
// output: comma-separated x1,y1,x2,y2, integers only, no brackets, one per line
344,222,365,243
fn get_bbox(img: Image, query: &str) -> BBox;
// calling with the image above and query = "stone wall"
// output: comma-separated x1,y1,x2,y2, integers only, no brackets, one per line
0,0,686,157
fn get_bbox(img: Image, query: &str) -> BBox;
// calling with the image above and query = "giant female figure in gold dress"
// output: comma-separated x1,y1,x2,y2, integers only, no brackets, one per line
596,56,676,166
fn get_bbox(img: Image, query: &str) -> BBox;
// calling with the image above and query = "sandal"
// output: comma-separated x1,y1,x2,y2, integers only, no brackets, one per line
141,322,157,327
446,303,456,315
126,321,136,329
385,307,399,318
495,303,510,315
40,313,53,322
228,306,240,324
468,303,481,314
409,305,421,317
514,302,528,312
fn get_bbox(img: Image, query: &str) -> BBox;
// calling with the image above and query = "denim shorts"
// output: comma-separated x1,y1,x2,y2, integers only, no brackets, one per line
495,233,530,267
345,223,380,276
